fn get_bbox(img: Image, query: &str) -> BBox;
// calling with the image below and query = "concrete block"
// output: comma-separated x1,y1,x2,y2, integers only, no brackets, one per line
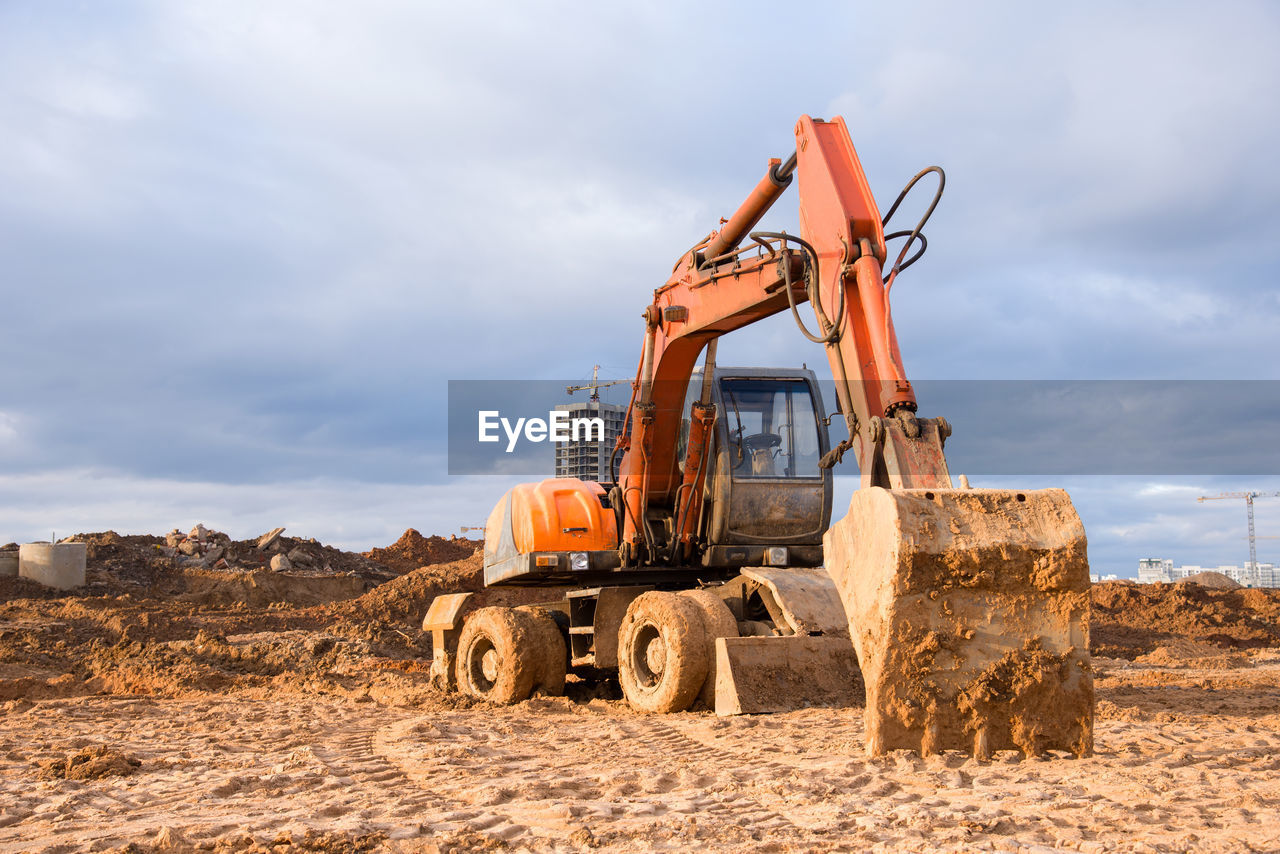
0,551,18,577
19,542,87,590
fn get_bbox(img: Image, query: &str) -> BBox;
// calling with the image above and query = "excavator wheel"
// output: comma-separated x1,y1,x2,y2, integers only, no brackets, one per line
678,589,739,710
617,591,709,713
518,605,568,697
455,606,540,704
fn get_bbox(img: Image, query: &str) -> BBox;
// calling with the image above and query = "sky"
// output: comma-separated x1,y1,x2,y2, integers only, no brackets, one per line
2,1,1279,576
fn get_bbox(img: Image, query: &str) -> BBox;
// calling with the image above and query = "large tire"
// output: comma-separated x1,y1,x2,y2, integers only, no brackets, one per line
679,589,739,710
617,591,709,713
455,607,539,704
519,606,567,697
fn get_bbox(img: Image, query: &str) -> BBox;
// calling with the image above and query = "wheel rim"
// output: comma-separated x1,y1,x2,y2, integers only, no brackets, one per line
630,622,665,689
481,648,500,683
466,636,498,693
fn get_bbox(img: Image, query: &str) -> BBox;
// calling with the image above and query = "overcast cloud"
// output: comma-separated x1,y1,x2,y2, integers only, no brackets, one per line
2,1,1279,575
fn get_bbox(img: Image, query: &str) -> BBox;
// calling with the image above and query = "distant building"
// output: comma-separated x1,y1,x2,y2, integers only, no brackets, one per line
553,400,625,483
1137,558,1175,584
1138,557,1278,588
1090,573,1120,583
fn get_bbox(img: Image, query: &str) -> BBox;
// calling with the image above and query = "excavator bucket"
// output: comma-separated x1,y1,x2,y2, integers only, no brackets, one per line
823,487,1093,759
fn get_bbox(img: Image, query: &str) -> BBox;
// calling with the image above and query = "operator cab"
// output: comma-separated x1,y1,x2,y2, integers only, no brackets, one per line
685,366,832,569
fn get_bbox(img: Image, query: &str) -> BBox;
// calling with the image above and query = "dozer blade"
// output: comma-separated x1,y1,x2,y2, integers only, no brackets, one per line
824,487,1093,758
713,566,864,716
714,635,862,715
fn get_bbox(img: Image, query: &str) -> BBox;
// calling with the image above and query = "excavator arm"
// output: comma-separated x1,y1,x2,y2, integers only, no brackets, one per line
617,115,949,564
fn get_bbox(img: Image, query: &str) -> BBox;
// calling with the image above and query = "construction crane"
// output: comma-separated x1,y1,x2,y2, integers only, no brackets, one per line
1198,491,1280,570
565,365,626,402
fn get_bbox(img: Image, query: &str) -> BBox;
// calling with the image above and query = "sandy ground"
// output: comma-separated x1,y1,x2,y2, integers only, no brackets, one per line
2,533,1279,852
1,652,1278,853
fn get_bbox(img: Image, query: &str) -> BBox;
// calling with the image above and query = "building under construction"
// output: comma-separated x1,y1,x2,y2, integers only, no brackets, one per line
552,400,624,482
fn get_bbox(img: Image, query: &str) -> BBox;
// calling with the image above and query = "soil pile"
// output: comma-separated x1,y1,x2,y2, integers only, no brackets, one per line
37,746,141,780
362,529,479,574
337,553,485,624
0,574,60,602
332,553,556,633
1180,571,1241,589
1091,580,1280,658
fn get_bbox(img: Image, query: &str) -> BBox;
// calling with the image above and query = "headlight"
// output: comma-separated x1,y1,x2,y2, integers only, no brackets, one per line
570,552,589,571
765,547,788,566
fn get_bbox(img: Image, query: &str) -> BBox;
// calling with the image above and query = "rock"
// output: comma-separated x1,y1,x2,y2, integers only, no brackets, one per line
286,547,314,567
270,554,292,571
178,540,200,557
204,546,224,564
189,523,210,542
257,527,286,551
165,530,184,548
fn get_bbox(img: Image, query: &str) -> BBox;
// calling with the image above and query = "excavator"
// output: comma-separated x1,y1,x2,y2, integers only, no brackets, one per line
425,116,1093,758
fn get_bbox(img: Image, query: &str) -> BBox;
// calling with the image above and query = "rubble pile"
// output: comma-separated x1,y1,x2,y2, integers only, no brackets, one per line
152,524,394,580
0,525,481,608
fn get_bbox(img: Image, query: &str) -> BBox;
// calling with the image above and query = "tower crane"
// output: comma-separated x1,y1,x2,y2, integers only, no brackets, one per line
565,365,626,402
1197,491,1280,570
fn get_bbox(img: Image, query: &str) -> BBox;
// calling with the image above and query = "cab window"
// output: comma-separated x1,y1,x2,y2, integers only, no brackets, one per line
720,378,821,479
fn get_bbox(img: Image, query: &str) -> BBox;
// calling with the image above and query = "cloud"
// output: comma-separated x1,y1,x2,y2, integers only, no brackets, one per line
0,1,1278,574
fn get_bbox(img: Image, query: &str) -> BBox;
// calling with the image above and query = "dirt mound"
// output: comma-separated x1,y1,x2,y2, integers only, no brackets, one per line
1091,580,1280,658
362,529,479,574
335,553,485,624
0,574,62,602
38,746,141,780
1180,571,1242,589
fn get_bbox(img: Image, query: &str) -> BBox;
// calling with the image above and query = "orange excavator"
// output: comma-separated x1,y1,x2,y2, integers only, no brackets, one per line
425,116,1093,758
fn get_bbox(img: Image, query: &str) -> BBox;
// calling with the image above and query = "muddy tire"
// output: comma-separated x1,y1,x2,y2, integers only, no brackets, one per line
679,589,739,710
617,591,709,713
519,606,567,697
455,607,539,704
